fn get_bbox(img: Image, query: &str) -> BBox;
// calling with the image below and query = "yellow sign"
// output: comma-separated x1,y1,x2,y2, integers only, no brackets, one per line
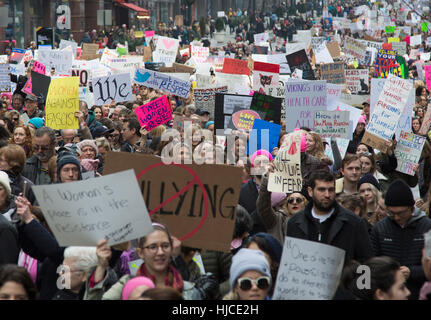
135,31,144,38
45,77,80,130
388,37,400,43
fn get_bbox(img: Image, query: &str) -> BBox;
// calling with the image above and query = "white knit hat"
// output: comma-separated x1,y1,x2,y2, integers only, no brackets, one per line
0,171,11,196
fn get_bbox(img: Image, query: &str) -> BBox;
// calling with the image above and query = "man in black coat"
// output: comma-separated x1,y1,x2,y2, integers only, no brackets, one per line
0,214,19,266
286,170,373,265
370,179,431,300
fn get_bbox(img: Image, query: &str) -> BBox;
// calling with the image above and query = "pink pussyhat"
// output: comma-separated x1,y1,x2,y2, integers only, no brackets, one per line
358,115,367,125
250,149,273,167
121,276,155,300
294,128,307,153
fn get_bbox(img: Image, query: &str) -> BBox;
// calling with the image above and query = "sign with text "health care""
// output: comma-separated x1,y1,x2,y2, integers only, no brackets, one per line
363,74,412,152
32,170,153,247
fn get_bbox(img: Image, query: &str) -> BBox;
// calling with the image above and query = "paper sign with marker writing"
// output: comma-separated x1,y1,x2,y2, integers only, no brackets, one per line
273,237,345,300
135,95,172,131
268,131,302,193
363,74,413,152
286,49,315,80
134,68,190,99
45,77,79,130
254,32,269,44
394,131,426,176
425,65,431,91
343,37,367,64
59,39,78,56
227,107,263,131
37,50,73,75
320,62,345,84
153,36,179,67
32,170,153,247
191,46,209,64
33,61,46,75
0,64,10,92
345,69,369,94
314,111,350,139
222,58,250,75
92,73,133,105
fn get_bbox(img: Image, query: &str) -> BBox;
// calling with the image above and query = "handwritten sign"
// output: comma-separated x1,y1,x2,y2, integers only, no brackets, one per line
222,58,250,75
153,36,179,67
191,46,209,64
92,73,133,105
314,111,349,139
135,95,172,131
134,68,190,99
0,64,10,92
268,132,302,193
33,61,46,75
345,69,369,94
320,62,345,84
363,74,413,152
394,130,426,176
45,77,79,130
273,237,345,300
103,153,243,252
228,107,262,131
254,32,269,44
425,65,431,91
194,86,228,118
32,170,153,247
343,37,367,64
37,49,73,75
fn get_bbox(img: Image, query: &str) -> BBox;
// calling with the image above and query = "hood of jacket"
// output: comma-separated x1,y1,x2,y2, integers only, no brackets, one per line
388,207,426,227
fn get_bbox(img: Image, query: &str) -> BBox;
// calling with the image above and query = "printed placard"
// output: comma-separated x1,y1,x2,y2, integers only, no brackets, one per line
134,68,190,99
253,61,280,92
394,130,426,176
135,95,172,131
32,170,153,247
92,73,133,105
227,107,263,131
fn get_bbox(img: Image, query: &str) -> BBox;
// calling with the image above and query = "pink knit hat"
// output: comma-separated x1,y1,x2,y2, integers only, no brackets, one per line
294,128,307,153
121,276,155,300
250,149,273,167
358,115,367,125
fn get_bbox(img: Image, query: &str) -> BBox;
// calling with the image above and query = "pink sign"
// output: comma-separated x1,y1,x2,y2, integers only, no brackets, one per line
145,30,155,38
135,95,172,131
22,78,32,95
425,65,431,91
33,61,46,75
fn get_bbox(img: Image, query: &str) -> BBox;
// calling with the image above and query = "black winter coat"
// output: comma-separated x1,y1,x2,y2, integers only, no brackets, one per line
0,214,19,266
238,179,267,234
286,201,373,265
370,210,431,300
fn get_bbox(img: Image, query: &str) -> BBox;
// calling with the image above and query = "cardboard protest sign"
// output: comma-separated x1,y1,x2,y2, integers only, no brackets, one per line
81,43,100,60
214,93,253,133
92,73,133,105
159,62,195,75
37,49,73,75
194,85,228,118
343,37,367,64
0,64,10,92
320,62,345,84
33,61,46,75
253,61,280,92
273,237,345,300
135,95,172,131
153,36,179,67
285,80,327,131
221,58,250,75
363,74,413,152
268,131,302,193
326,41,341,59
394,130,426,176
250,92,282,124
191,46,209,64
227,107,264,131
286,49,315,80
45,77,79,130
247,119,282,155
345,69,369,94
134,68,190,99
103,152,242,252
32,170,153,247
314,110,350,139
31,71,51,99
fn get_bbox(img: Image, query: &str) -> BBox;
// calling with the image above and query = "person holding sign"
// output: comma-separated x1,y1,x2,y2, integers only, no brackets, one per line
286,170,373,267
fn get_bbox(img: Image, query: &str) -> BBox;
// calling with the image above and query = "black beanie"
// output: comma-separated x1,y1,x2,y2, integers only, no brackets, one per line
358,173,380,191
385,179,415,207
57,152,82,181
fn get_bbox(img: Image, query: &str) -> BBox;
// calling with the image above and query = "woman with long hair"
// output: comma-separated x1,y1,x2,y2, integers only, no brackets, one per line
305,131,333,166
9,125,33,158
412,117,422,135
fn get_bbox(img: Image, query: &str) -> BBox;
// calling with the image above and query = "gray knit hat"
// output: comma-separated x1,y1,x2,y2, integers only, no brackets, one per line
229,248,271,290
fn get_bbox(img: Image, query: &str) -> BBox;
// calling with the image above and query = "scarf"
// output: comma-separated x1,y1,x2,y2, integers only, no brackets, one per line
137,263,184,293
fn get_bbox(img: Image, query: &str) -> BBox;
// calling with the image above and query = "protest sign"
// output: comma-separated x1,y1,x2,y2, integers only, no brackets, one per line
410,34,422,47
214,93,253,133
37,49,73,75
227,107,263,131
425,65,431,91
326,83,343,103
135,95,172,131
10,48,25,63
286,49,315,80
343,37,367,64
324,137,350,163
326,41,341,59
320,62,345,84
194,85,228,118
273,237,345,300
45,77,79,130
0,64,10,92
374,49,400,78
221,58,250,75
134,68,190,99
81,43,100,60
345,69,369,94
33,61,46,75
250,92,282,124
286,43,307,55
392,41,407,56
394,130,426,176
314,111,350,139
268,131,302,193
23,49,33,63
103,153,243,252
191,46,209,63
264,83,286,121
92,73,133,105
296,30,312,48
313,43,334,64
247,119,282,155
327,100,362,138
251,45,269,55
31,71,51,99
254,32,269,44
22,78,32,95
363,74,413,152
253,61,280,92
153,36,179,67
71,69,89,88
32,170,153,247
59,39,78,56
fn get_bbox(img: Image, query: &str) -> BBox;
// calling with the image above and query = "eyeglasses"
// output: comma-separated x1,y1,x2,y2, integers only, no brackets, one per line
387,208,412,218
288,197,303,205
237,277,271,291
143,242,171,254
33,144,52,151
12,118,19,121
